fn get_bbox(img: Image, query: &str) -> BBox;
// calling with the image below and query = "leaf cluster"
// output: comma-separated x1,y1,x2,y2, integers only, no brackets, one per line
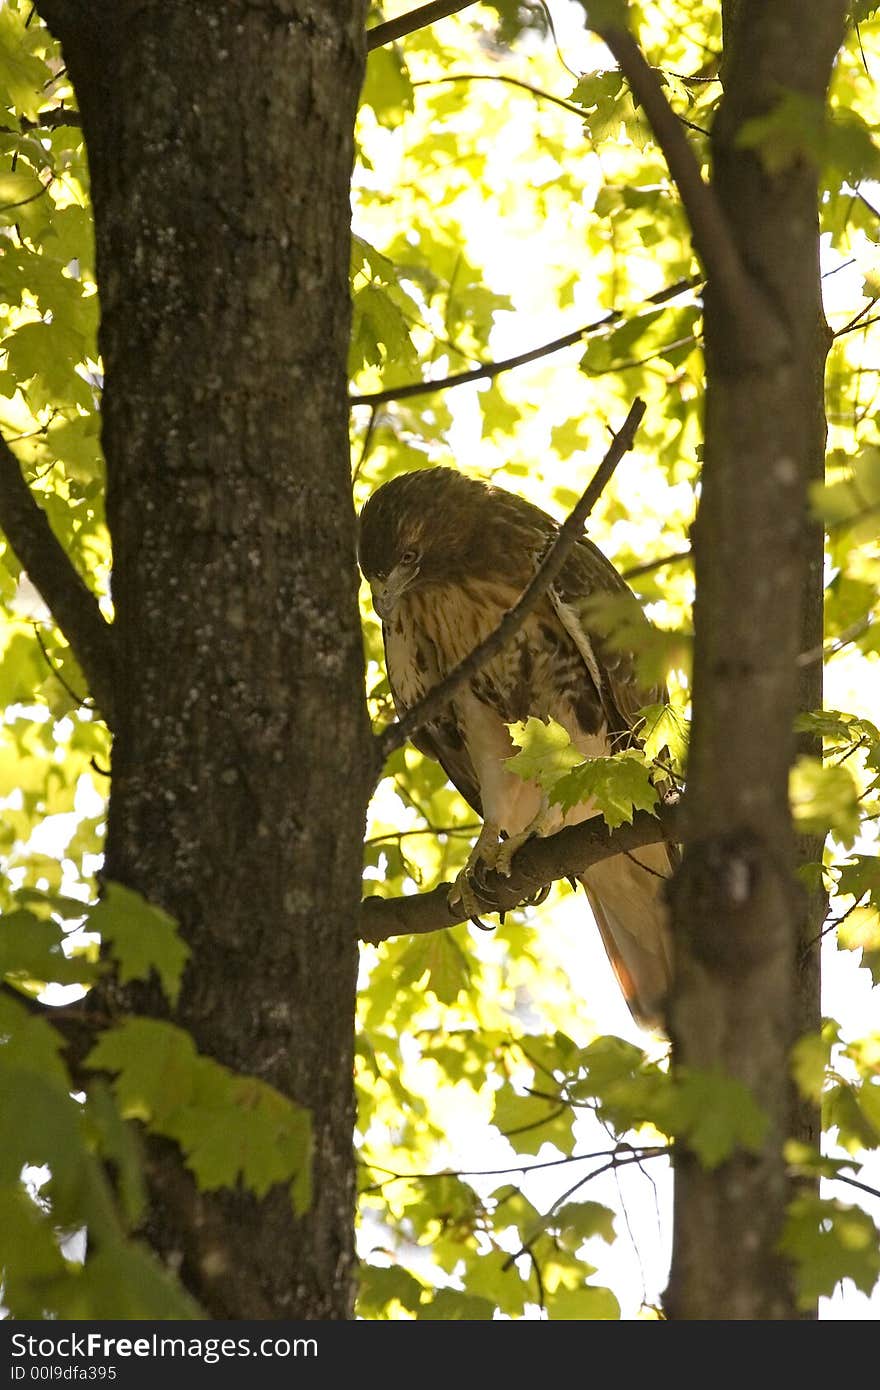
1,884,311,1317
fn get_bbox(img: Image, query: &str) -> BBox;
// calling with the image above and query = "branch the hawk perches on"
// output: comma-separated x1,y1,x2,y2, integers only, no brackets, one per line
358,466,676,1027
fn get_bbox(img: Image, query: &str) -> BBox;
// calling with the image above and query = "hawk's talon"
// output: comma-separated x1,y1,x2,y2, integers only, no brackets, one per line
487,794,557,879
448,874,498,919
469,859,499,899
448,819,505,920
524,883,551,908
448,869,495,922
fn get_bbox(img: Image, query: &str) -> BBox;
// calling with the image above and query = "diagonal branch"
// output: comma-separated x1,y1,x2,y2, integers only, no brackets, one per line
350,276,700,408
0,434,115,725
375,397,646,767
595,24,783,355
366,0,479,51
360,802,678,943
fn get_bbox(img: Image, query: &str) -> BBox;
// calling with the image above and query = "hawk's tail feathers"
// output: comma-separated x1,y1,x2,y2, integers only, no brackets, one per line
579,842,674,1030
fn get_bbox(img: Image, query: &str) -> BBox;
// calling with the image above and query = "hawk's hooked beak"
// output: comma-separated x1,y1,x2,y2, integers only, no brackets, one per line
371,561,418,621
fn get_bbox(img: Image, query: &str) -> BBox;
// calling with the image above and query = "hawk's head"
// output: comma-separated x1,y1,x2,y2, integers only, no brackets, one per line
358,466,550,620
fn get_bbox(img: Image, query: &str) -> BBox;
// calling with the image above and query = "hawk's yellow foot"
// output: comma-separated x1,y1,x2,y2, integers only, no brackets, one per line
448,819,503,920
486,796,557,878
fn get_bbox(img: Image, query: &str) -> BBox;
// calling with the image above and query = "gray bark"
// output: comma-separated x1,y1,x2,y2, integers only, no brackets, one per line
666,0,845,1320
38,0,371,1318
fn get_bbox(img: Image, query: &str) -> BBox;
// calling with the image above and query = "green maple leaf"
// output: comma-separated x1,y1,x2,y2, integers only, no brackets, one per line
86,1018,313,1212
780,1197,880,1307
505,716,582,791
638,701,689,767
546,1283,620,1319
87,883,190,1005
552,751,658,826
658,1069,768,1169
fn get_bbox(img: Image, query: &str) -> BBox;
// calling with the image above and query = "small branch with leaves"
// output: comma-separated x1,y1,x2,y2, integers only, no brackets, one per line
350,276,701,409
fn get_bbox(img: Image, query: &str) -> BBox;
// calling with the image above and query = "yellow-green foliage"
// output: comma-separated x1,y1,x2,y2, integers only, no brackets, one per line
1,0,878,1319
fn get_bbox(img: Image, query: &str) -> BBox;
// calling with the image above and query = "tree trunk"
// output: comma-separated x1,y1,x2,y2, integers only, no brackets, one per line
666,0,844,1320
37,0,371,1319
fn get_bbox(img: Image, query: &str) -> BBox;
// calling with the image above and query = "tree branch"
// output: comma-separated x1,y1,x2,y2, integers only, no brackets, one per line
0,107,82,134
412,72,592,120
366,0,479,51
375,397,645,766
0,434,115,725
360,802,678,943
414,71,709,135
622,548,691,582
350,276,700,408
595,24,783,356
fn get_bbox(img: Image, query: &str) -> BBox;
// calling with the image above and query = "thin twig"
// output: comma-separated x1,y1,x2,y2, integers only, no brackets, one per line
524,1083,597,1112
350,276,701,408
0,178,53,217
358,1143,667,1188
351,404,379,484
831,1172,880,1202
366,0,478,51
836,313,880,338
822,256,857,280
33,624,94,709
502,1147,668,1269
806,891,869,950
375,398,646,766
412,72,595,120
415,70,708,135
796,614,875,668
538,0,580,83
500,1102,570,1140
365,823,480,847
621,548,691,581
583,333,698,377
833,295,880,340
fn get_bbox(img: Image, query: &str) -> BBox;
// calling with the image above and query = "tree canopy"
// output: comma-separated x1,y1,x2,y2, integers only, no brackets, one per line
0,0,878,1319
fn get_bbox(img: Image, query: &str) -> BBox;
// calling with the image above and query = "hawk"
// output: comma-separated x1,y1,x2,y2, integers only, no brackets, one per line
358,466,675,1027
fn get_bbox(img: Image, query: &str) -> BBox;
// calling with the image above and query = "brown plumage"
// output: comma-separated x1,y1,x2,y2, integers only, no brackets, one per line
358,466,675,1027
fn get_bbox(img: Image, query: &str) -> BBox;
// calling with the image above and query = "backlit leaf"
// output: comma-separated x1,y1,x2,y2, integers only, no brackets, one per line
780,1197,880,1307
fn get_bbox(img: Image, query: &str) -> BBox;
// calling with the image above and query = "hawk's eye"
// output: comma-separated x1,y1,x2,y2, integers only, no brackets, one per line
400,548,419,567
